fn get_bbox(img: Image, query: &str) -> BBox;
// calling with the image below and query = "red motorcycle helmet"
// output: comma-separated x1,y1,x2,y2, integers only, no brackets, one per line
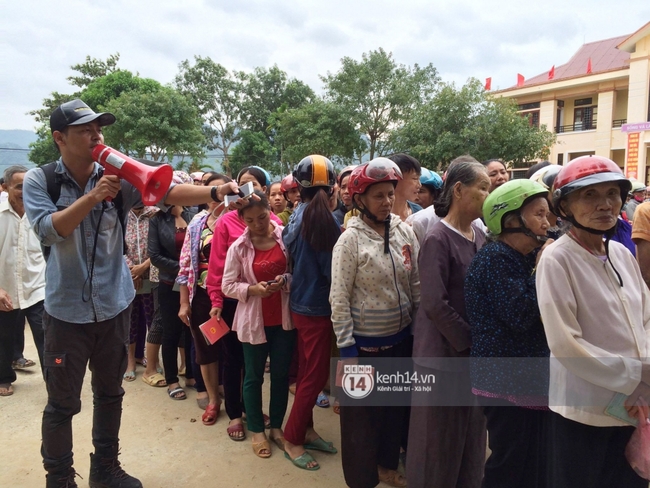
552,155,631,215
348,158,403,200
280,174,298,194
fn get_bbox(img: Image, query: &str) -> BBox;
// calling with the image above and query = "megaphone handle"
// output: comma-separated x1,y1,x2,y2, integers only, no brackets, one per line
100,163,120,203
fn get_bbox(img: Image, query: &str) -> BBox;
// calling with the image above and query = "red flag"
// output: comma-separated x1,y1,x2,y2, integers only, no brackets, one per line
548,65,555,80
517,73,525,87
587,58,592,74
485,77,492,91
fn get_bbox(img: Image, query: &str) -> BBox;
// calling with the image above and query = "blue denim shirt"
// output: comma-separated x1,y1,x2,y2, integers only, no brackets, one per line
282,203,339,316
23,159,170,324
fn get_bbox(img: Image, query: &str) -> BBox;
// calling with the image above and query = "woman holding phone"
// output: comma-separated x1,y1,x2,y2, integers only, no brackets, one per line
206,167,282,440
222,191,295,458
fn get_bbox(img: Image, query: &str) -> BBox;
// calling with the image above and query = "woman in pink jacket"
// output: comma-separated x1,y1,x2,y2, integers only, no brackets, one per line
206,167,283,440
222,190,295,459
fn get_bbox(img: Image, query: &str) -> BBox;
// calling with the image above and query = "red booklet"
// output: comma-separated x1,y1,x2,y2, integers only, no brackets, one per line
198,316,230,345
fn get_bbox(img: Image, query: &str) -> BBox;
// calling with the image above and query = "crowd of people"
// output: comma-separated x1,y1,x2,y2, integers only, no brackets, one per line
3,97,650,488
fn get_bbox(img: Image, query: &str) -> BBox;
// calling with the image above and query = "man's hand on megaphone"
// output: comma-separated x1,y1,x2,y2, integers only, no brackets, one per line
89,175,121,204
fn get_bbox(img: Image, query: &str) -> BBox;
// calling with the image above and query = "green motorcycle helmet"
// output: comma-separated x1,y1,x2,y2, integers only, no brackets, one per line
483,179,549,235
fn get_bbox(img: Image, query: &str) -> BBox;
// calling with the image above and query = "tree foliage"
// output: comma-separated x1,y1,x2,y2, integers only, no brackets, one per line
82,71,160,112
241,65,315,136
395,78,556,170
175,56,245,176
229,130,278,177
103,86,205,163
67,53,122,89
29,54,206,166
322,48,439,160
273,100,363,170
29,51,558,175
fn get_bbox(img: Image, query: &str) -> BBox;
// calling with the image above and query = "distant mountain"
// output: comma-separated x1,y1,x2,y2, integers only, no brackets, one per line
0,129,38,148
0,130,37,171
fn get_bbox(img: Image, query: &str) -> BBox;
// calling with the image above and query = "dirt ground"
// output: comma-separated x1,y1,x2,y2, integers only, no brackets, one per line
1,330,351,488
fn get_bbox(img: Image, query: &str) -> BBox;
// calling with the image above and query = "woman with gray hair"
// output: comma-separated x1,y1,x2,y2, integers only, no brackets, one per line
407,156,490,488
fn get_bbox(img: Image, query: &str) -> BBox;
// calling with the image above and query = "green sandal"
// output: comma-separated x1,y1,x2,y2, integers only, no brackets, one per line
284,451,320,471
303,438,337,454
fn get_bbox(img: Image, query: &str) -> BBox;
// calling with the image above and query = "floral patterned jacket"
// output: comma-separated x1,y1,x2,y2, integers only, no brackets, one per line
176,211,210,304
124,206,159,282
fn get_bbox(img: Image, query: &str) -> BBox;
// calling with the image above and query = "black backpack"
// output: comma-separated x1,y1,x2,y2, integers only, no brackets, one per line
40,162,126,259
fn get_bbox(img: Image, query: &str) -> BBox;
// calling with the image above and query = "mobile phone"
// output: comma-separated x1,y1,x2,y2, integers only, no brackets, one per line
266,280,277,285
224,182,255,206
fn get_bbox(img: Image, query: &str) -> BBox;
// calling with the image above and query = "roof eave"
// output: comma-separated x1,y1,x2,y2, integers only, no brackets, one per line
493,67,630,96
617,21,650,52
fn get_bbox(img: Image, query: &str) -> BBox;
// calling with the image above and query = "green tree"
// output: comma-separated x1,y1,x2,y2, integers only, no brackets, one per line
241,65,315,135
67,53,122,88
82,70,160,111
229,130,279,177
175,56,245,176
322,48,439,160
103,86,205,163
273,100,364,171
28,54,125,166
28,92,79,166
395,78,556,170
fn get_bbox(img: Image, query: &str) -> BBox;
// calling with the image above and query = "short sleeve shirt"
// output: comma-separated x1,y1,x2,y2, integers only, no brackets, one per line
632,202,650,243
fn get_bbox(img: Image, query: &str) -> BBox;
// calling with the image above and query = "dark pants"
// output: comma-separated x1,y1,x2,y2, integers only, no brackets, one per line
1,301,45,384
12,301,46,370
407,367,487,488
479,397,549,488
547,411,646,488
340,337,412,488
242,326,296,432
219,298,244,420
159,282,193,386
41,307,130,474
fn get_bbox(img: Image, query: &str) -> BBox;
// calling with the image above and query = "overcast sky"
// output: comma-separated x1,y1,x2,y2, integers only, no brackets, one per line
1,0,648,131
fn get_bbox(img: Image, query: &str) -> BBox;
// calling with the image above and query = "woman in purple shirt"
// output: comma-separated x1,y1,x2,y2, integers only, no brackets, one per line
407,156,490,488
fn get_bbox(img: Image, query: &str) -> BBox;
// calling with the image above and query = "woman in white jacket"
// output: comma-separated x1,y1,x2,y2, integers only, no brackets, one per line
330,158,420,488
537,156,650,487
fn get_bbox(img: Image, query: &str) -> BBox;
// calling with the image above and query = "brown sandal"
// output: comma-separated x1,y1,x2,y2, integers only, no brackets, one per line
378,468,407,487
252,439,272,458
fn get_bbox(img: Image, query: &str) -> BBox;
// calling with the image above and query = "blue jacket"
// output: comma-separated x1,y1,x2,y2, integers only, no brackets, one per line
282,203,340,316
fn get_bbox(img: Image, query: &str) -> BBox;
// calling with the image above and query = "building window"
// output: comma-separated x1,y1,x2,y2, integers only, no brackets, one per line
519,110,540,128
558,153,564,166
573,106,597,131
574,98,593,107
518,102,541,111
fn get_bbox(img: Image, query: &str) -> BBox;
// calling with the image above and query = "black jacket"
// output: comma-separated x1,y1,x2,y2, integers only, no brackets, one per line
148,207,196,283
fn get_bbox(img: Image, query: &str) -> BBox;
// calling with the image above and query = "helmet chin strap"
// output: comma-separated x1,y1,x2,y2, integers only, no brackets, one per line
355,203,391,254
564,215,623,286
563,215,617,238
500,216,548,244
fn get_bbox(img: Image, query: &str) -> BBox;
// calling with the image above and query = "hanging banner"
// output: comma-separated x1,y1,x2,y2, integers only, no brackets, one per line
625,132,640,179
621,122,650,133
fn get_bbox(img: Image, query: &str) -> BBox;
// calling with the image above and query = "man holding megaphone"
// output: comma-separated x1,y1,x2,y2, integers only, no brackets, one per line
22,99,244,488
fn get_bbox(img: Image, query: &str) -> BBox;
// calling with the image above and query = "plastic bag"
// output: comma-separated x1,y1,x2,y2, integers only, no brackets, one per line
625,398,650,480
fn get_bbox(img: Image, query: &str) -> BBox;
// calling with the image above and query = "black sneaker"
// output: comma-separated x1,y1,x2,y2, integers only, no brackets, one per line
88,452,142,488
45,468,80,488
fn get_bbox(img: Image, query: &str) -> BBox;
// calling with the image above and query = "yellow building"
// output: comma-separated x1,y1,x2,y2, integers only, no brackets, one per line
496,21,650,183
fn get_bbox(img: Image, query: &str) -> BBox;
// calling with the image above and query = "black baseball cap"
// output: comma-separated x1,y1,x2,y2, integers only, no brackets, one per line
50,99,116,133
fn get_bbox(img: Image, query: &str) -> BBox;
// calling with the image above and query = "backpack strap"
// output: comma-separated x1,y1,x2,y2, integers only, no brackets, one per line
41,161,61,206
40,162,62,261
40,162,127,257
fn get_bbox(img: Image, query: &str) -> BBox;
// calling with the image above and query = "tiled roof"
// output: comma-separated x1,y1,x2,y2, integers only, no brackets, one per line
511,35,630,89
